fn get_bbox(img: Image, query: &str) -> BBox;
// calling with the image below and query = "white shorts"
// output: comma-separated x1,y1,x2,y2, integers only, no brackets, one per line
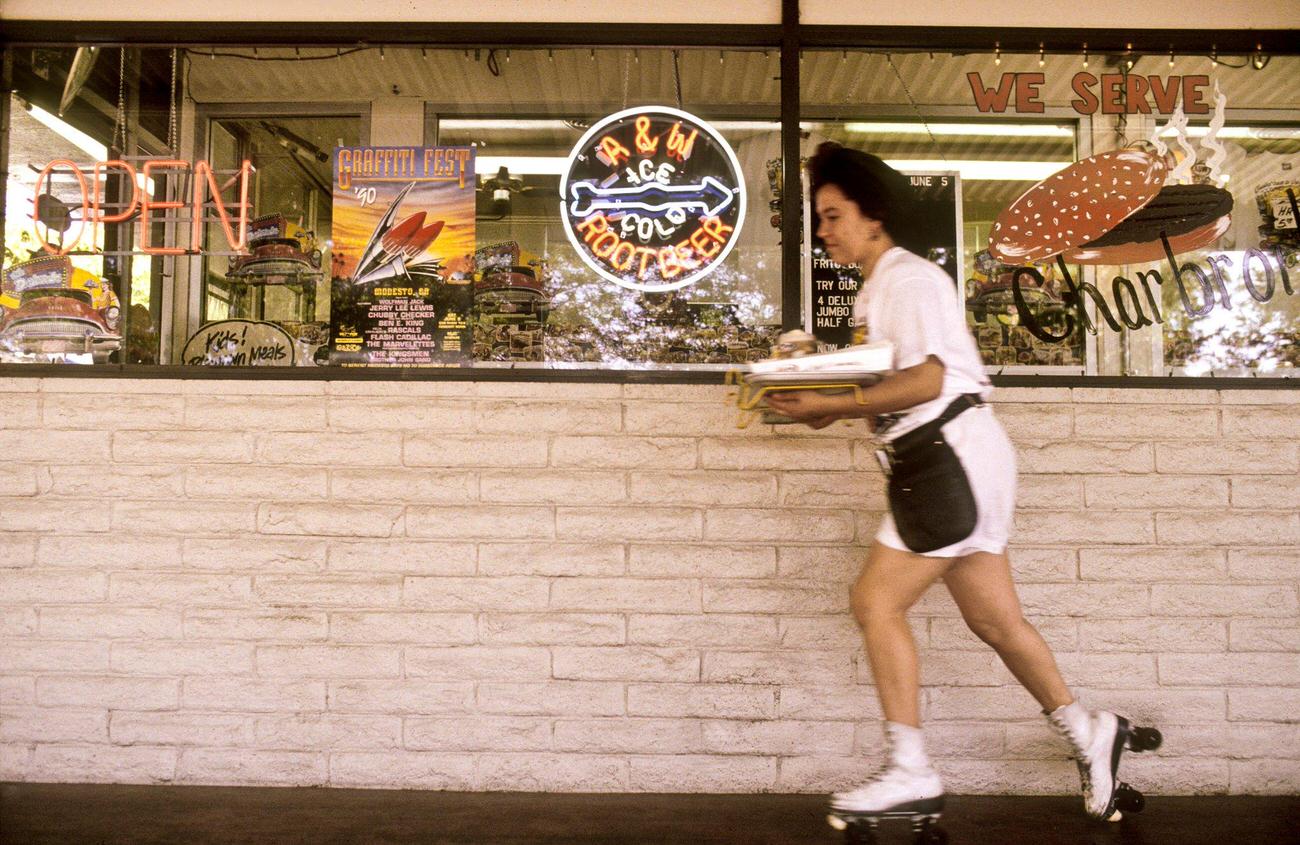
875,404,1017,558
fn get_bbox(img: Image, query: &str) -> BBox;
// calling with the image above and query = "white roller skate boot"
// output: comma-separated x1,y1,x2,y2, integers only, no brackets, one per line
827,722,946,843
1046,700,1160,822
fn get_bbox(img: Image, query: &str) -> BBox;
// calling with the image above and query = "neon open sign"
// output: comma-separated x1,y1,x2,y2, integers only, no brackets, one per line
30,158,252,256
560,106,745,293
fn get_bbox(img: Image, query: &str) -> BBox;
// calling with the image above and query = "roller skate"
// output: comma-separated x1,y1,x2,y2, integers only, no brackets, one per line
1046,701,1163,822
827,722,948,844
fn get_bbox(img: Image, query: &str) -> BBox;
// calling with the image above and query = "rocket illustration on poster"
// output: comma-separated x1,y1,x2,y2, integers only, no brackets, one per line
329,146,475,366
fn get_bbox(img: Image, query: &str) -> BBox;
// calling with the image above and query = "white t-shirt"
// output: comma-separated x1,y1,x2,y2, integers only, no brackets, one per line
852,246,991,439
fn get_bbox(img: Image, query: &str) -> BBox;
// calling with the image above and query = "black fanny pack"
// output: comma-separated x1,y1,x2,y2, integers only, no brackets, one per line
876,393,984,554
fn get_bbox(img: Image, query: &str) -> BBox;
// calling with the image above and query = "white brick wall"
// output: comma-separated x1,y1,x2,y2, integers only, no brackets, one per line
1,377,1296,795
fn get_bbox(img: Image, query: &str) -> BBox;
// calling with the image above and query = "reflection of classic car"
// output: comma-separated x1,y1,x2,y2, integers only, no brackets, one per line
0,287,122,362
965,249,1065,326
227,213,323,282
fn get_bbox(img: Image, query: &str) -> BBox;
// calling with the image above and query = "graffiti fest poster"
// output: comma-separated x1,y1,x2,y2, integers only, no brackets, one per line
330,146,475,366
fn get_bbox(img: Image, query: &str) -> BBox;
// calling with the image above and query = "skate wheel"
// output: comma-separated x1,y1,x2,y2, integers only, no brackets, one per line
828,814,848,831
1106,809,1123,823
1129,726,1163,752
914,825,949,845
1115,783,1146,814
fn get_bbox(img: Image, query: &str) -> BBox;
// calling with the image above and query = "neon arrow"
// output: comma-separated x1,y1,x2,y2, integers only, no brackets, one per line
569,175,735,219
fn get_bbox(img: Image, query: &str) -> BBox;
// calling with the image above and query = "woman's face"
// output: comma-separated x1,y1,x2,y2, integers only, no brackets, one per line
814,183,881,266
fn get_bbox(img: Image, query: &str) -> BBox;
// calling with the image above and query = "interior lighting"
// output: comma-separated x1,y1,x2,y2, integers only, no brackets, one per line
843,122,1074,138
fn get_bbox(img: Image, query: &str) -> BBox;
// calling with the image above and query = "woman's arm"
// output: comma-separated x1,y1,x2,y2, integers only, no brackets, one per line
763,356,945,424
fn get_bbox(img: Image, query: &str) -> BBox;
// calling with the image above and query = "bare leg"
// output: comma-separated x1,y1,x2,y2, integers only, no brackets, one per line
942,551,1072,711
850,542,953,727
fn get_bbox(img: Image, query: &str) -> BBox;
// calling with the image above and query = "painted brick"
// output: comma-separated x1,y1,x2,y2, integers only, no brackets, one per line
0,465,37,497
1,709,108,743
1078,618,1228,652
184,538,326,572
109,573,252,604
630,755,777,793
699,437,849,471
476,753,628,791
630,544,774,578
0,430,111,463
704,508,855,543
330,468,476,503
554,718,700,753
0,395,40,427
180,381,323,396
476,382,622,400
1083,475,1229,509
476,399,620,433
405,647,551,681
180,678,326,712
407,504,554,540
1228,689,1298,723
994,404,1074,439
779,615,879,650
1016,584,1149,617
1150,585,1297,618
112,500,256,535
777,686,883,721
630,471,776,506
776,546,865,581
406,716,552,751
253,714,402,750
1117,757,1230,794
327,397,471,432
701,720,851,755
1079,547,1227,582
703,580,847,614
253,575,401,607
623,384,723,402
327,540,477,575
257,503,403,537
551,436,696,469
476,682,625,717
184,609,327,642
112,430,251,463
1228,549,1300,581
43,464,185,498
0,607,37,637
1,498,111,533
1074,405,1218,438
40,607,182,639
186,395,326,430
480,470,625,504
1218,391,1300,405
702,651,852,686
1155,442,1298,475
32,745,176,784
1015,442,1153,475
256,645,400,678
627,684,777,720
549,578,700,613
1071,388,1220,405
929,617,1077,652
552,647,700,682
331,611,477,644
1231,476,1300,509
255,432,403,466
479,613,624,646
1157,512,1299,546
326,381,474,398
38,535,180,570
1008,548,1079,581
778,471,883,509
109,643,251,675
1160,653,1300,686
111,712,252,747
1229,760,1300,795
4,677,36,707
403,576,550,611
0,571,107,603
624,401,766,437
327,680,474,715
329,751,475,789
1220,406,1300,439
176,749,325,786
187,465,327,500
38,676,179,711
404,434,549,468
1015,474,1083,509
557,507,700,541
1230,619,1300,652
1013,511,1155,545
479,542,624,576
628,614,777,647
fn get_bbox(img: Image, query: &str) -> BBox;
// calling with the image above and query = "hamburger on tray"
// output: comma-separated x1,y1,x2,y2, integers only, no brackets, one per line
729,329,894,426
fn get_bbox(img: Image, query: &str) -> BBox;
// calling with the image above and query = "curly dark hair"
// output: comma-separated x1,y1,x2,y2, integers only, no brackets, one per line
806,141,921,252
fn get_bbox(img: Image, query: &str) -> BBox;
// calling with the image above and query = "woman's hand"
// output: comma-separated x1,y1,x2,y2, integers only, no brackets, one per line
764,389,851,426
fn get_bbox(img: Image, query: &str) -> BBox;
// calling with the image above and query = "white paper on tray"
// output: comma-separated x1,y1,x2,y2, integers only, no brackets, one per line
745,341,894,376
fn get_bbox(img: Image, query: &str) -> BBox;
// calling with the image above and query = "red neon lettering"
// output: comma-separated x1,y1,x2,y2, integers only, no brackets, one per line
591,230,620,259
192,159,252,251
700,216,734,242
665,122,698,161
634,247,657,279
658,246,684,279
91,161,139,224
634,116,660,155
140,160,189,256
598,135,632,167
32,160,90,256
576,213,610,243
610,240,637,272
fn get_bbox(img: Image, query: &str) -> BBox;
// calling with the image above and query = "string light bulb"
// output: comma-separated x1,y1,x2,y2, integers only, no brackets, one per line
1169,47,1174,68
1124,42,1132,71
1038,43,1045,68
1082,42,1088,69
379,46,385,61
995,42,1001,66
1252,43,1265,70
1211,44,1218,65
